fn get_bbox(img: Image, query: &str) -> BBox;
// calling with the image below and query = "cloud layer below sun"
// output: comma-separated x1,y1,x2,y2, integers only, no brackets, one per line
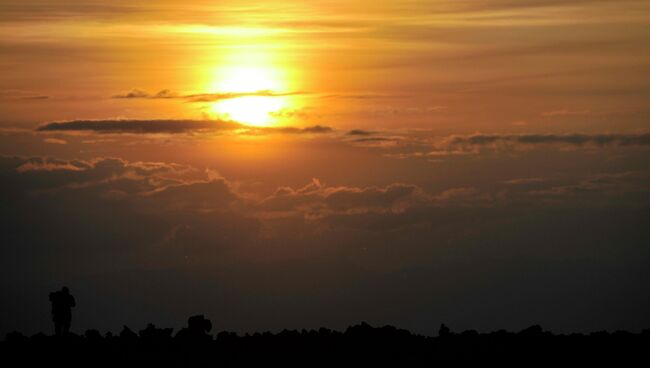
1,122,649,335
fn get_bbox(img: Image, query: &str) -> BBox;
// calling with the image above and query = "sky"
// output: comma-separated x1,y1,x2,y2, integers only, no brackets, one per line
0,0,649,336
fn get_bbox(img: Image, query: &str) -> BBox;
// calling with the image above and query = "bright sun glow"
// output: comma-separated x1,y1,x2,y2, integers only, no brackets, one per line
207,49,292,127
215,96,285,126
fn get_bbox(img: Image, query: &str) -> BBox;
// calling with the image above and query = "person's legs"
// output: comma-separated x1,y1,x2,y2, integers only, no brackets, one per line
54,319,62,336
62,314,71,334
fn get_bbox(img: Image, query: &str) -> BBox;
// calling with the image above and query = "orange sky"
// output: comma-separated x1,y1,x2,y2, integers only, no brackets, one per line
1,0,649,131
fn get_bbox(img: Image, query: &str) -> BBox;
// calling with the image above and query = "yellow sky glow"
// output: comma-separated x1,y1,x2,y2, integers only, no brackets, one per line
0,1,649,131
205,48,294,126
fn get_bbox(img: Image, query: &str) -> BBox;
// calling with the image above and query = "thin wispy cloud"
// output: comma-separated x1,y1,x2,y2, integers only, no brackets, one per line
112,89,307,102
445,133,650,147
0,89,49,100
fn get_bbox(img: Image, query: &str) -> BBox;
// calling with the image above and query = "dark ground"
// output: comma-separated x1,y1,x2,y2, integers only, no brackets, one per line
2,318,649,366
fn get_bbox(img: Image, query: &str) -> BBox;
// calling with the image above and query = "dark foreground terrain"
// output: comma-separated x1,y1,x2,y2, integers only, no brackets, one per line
3,318,649,366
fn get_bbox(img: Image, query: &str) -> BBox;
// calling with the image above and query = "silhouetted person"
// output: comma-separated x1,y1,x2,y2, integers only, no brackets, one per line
49,286,76,336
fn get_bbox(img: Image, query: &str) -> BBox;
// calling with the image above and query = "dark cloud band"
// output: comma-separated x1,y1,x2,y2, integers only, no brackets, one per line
447,133,650,147
37,119,243,133
36,119,334,135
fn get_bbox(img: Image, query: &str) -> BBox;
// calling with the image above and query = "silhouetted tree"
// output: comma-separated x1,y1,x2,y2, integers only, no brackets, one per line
139,323,173,343
175,315,212,342
84,329,102,341
3,302,650,366
119,325,137,341
439,323,451,338
519,324,544,337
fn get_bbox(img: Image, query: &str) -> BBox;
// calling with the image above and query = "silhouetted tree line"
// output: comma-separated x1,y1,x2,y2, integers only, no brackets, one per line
1,288,648,365
3,318,650,366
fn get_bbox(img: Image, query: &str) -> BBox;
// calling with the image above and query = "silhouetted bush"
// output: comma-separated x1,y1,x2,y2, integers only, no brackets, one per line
2,320,649,366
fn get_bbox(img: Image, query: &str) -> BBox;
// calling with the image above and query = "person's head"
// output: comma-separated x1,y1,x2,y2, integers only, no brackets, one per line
61,286,69,294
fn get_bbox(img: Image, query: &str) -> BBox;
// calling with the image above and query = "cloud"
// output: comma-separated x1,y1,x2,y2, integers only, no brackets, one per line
503,177,548,185
350,137,401,148
20,95,49,100
7,156,226,195
352,137,394,143
425,150,475,157
144,179,237,211
268,125,334,134
371,106,446,116
112,89,179,99
36,119,334,135
269,107,315,120
0,89,49,100
1,154,649,336
0,155,260,292
320,93,405,100
347,129,375,136
112,89,305,102
259,179,495,220
260,180,425,215
324,183,421,211
432,187,494,206
342,130,650,163
444,132,650,148
343,130,410,148
185,90,305,103
12,155,644,227
3,155,648,232
530,171,650,198
541,109,591,117
37,119,243,134
43,138,68,145
16,157,90,173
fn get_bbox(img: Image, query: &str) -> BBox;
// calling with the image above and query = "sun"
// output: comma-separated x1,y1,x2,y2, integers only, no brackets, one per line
208,59,289,126
214,95,285,126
